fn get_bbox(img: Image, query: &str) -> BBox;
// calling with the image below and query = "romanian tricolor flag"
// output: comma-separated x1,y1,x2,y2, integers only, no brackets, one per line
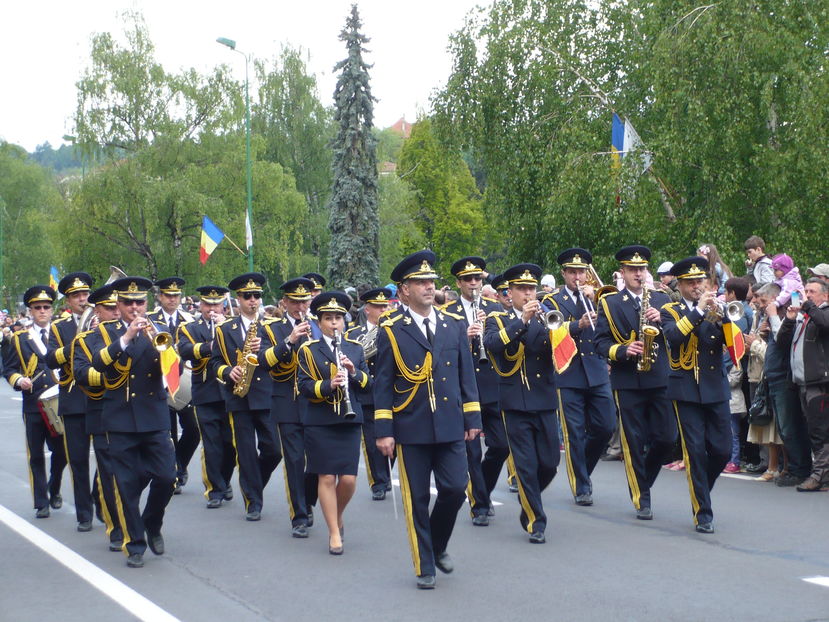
551,324,578,374
200,215,225,265
160,347,181,398
611,113,625,169
49,266,60,291
723,320,746,369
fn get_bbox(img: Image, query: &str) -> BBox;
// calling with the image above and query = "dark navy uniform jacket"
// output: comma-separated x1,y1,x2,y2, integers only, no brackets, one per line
373,309,481,444
344,323,378,408
210,317,271,412
91,319,171,433
46,316,87,415
147,308,194,334
545,289,610,389
72,328,106,434
483,311,558,412
594,288,671,390
178,317,224,405
660,301,729,404
3,328,58,414
441,297,502,407
260,317,307,424
296,337,371,426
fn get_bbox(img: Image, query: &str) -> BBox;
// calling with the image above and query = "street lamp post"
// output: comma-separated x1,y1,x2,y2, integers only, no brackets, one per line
216,37,254,271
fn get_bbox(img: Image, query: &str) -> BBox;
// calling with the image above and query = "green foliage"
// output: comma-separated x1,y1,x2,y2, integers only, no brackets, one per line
375,127,405,164
378,174,424,280
434,0,829,276
0,142,64,308
29,142,84,173
397,119,489,276
326,4,380,288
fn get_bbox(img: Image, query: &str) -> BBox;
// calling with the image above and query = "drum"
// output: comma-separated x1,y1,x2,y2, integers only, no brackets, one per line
167,367,192,411
37,385,64,435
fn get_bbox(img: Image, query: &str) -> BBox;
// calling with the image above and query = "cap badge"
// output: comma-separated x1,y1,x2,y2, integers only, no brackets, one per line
464,261,478,272
374,293,387,302
72,277,85,289
246,279,256,289
295,284,308,295
520,270,532,281
420,260,432,272
127,282,138,293
631,252,643,262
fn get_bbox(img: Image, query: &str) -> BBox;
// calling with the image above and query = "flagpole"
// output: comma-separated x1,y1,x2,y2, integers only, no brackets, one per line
221,234,248,258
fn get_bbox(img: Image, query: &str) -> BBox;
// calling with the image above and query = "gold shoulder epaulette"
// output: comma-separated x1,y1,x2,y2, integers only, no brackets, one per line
381,313,404,327
100,319,120,326
440,309,464,321
344,333,362,345
487,310,507,319
603,289,620,298
482,296,498,303
215,317,235,328
12,328,27,337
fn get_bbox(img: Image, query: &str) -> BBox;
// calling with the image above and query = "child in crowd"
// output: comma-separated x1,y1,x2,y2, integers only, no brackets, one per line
771,254,802,307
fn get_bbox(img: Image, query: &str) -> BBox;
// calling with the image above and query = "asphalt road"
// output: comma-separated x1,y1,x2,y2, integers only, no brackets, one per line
0,382,827,622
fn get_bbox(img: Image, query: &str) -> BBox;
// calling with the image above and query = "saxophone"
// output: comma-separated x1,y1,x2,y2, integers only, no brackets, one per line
233,320,260,397
636,288,661,372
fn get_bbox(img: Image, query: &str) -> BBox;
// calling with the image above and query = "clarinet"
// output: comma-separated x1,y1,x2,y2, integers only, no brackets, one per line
332,329,357,420
471,288,488,363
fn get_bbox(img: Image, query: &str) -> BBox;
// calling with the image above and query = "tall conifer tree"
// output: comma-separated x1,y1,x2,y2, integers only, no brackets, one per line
326,4,379,287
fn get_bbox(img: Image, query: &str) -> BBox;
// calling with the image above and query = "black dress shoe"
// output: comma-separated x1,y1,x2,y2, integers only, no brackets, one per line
528,531,546,544
77,520,93,532
384,483,392,492
695,522,714,534
147,531,165,555
600,453,622,462
329,541,344,555
126,553,144,568
574,493,593,506
416,574,436,589
636,507,653,521
223,485,233,501
179,472,188,486
173,482,183,495
508,482,519,493
245,510,261,522
372,489,386,501
292,524,309,538
49,494,62,509
306,508,314,527
109,540,123,552
435,552,454,574
486,507,495,517
35,506,50,519
206,498,223,509
471,514,489,527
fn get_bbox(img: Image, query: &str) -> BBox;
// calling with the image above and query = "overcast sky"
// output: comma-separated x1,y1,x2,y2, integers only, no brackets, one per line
1,0,486,152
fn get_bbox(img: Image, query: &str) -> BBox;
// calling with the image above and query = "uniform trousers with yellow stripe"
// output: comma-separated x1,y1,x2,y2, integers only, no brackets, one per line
480,404,511,495
615,388,677,510
277,422,318,526
361,410,390,493
90,432,123,545
60,412,94,524
558,386,615,497
23,412,66,510
397,441,468,577
195,401,236,502
502,409,559,533
229,409,281,514
108,430,176,556
673,400,731,525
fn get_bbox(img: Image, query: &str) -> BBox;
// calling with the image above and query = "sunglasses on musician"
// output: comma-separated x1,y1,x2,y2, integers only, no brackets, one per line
31,305,52,311
461,275,482,282
121,299,146,306
242,292,262,300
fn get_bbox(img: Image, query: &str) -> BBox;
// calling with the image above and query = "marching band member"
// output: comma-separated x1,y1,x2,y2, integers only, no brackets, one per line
149,276,197,493
47,271,95,531
594,246,676,520
374,250,481,589
483,264,558,544
210,273,280,522
345,287,393,500
260,277,316,537
3,286,66,518
72,285,124,550
446,256,503,525
296,291,372,554
178,285,236,508
546,248,614,506
91,277,177,567
660,257,732,534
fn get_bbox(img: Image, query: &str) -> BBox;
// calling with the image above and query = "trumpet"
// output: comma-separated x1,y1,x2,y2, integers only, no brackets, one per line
576,286,596,331
332,329,357,420
142,319,173,351
705,300,745,323
542,309,565,331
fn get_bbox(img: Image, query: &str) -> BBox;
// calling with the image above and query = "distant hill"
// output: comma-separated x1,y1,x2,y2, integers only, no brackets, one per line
28,142,83,172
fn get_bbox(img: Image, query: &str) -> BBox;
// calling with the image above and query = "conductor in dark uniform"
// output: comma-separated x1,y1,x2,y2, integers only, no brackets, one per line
594,246,676,520
148,276,198,493
345,287,393,500
178,285,236,508
374,250,482,589
3,286,66,518
260,277,316,537
91,277,177,568
210,273,281,522
660,257,731,534
546,248,614,506
483,264,559,544
446,256,503,525
47,272,95,531
296,291,372,554
72,285,124,550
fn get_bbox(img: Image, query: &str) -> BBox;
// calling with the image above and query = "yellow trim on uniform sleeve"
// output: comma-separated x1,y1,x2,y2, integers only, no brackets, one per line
193,343,202,360
217,364,229,381
609,344,621,361
499,327,510,345
356,370,369,388
88,369,102,387
265,347,278,368
375,409,393,420
55,347,67,365
462,401,481,413
314,380,324,399
8,373,23,388
99,347,113,366
677,316,694,336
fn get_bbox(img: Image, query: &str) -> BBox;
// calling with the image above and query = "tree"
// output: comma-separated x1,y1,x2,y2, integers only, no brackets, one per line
377,173,424,280
326,4,380,288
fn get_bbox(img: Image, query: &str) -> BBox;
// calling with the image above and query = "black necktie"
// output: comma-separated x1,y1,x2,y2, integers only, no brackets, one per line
40,328,47,344
424,318,434,345
632,296,641,312
169,317,176,334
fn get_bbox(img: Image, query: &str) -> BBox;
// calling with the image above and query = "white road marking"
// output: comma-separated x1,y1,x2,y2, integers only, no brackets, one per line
802,576,829,588
0,503,181,622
